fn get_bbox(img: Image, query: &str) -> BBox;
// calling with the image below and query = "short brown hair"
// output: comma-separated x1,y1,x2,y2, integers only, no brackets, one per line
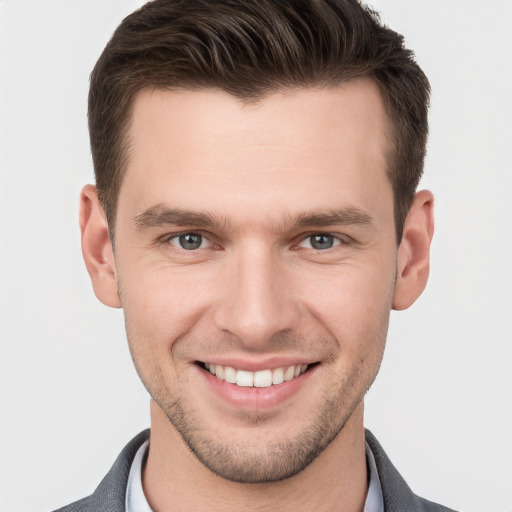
89,0,430,242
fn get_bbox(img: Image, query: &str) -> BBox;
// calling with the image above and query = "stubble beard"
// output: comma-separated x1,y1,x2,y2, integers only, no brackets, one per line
160,398,341,483
148,357,380,484
122,293,390,484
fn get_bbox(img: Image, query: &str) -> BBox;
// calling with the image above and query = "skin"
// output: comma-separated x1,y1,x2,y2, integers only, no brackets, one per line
80,78,434,511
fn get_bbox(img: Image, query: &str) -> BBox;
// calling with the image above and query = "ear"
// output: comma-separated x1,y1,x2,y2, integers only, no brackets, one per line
79,185,121,308
392,190,435,310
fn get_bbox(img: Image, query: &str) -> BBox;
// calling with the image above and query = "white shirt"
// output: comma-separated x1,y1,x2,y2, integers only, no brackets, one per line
364,441,384,512
125,440,153,512
126,440,384,512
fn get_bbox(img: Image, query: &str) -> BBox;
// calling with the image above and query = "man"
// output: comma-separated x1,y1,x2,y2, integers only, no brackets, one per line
56,0,454,510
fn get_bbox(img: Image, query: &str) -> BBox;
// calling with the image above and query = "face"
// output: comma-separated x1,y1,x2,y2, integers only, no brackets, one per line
112,80,398,482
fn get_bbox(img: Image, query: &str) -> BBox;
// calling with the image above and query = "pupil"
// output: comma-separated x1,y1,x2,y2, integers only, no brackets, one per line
179,233,202,250
311,234,333,250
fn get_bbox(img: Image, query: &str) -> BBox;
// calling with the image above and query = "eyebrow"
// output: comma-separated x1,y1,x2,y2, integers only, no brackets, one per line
293,209,373,228
133,204,373,231
134,205,229,230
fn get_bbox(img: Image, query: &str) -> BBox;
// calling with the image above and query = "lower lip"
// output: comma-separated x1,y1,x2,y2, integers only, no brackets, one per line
197,365,316,410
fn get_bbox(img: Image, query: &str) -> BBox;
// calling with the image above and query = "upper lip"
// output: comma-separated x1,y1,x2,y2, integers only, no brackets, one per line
195,356,317,372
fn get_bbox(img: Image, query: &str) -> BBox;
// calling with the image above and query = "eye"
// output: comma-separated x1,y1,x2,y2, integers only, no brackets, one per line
168,232,208,250
298,234,341,250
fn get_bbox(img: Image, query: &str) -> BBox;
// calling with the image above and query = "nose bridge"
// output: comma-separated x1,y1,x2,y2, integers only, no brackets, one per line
214,241,297,346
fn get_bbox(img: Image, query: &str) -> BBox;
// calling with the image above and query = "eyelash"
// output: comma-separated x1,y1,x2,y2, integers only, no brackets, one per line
296,233,347,251
160,231,218,252
160,231,350,253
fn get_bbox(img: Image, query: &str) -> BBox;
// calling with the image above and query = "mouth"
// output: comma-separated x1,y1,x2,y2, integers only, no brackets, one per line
198,362,315,388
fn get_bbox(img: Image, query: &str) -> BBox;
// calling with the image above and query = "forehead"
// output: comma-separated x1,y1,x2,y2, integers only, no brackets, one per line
119,80,392,226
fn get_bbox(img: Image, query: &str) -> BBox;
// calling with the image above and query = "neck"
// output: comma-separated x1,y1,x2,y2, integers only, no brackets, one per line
143,400,368,512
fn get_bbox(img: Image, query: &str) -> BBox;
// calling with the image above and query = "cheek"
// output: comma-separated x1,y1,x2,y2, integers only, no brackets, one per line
297,260,395,349
118,267,212,366
119,271,204,394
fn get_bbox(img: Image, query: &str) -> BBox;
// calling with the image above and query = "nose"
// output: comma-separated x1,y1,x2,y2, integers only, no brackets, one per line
213,243,299,348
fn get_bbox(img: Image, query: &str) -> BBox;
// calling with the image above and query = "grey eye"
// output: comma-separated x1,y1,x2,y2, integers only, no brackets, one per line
177,233,203,250
309,234,335,250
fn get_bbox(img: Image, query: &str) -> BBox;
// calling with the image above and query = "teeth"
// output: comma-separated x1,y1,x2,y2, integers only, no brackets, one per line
272,367,284,385
284,366,295,381
224,366,237,384
236,370,254,387
204,363,308,388
254,369,272,388
215,365,224,380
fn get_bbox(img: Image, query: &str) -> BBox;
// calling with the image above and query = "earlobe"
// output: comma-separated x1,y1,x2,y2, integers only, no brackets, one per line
80,185,121,308
392,190,435,311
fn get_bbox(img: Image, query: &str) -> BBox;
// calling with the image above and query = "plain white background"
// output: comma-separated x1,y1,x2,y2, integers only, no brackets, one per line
0,1,511,511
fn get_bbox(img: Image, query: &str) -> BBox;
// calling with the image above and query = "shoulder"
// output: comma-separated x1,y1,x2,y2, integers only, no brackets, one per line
52,429,150,512
365,429,459,512
416,496,459,512
53,496,91,512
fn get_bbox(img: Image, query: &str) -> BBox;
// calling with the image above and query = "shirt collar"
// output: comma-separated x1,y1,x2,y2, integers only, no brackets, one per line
365,439,385,512
125,439,152,512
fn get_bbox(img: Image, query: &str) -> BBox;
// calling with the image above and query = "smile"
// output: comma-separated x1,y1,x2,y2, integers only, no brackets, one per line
202,363,310,388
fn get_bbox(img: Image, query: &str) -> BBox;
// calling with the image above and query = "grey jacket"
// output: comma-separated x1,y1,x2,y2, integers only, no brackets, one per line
54,429,457,511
